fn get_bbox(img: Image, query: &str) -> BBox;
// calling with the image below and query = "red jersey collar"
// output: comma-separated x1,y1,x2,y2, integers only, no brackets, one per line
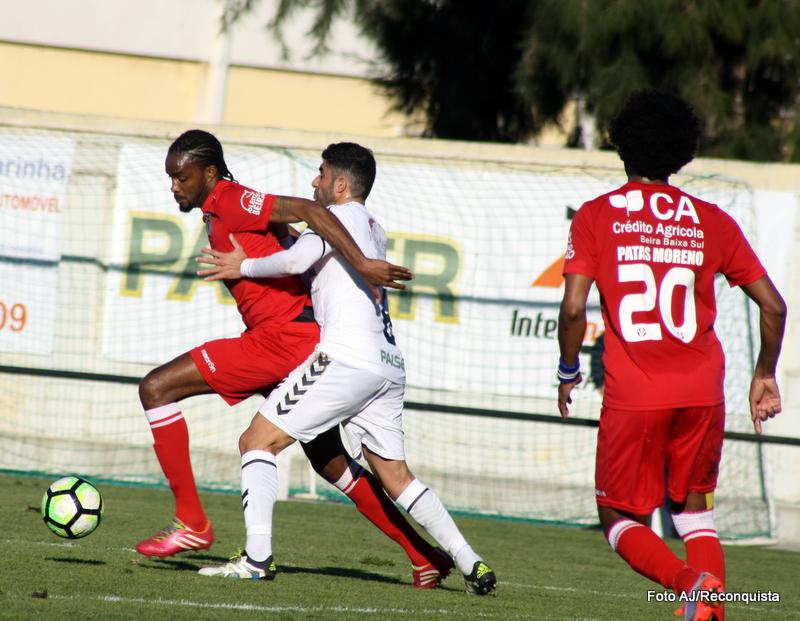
201,179,236,214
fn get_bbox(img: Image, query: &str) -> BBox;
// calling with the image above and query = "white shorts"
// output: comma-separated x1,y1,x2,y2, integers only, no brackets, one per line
258,350,406,460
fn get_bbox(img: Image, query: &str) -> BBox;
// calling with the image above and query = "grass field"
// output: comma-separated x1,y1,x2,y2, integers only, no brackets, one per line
1,472,797,620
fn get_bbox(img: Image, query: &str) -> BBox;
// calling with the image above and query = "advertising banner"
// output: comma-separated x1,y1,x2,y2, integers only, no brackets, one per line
0,134,74,354
101,143,755,403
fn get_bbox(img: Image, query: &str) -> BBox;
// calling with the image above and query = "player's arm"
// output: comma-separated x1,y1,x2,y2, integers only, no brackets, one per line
267,222,300,249
557,273,593,419
197,232,324,280
741,275,787,433
270,195,413,294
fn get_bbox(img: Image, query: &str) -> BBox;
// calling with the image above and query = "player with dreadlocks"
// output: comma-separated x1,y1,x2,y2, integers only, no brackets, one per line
135,130,455,589
557,91,785,620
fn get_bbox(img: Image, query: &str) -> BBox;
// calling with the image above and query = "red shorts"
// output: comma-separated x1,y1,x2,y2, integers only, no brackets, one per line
595,404,725,515
190,320,320,405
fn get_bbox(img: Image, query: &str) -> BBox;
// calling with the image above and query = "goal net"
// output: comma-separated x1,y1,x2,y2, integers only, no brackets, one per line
0,121,770,540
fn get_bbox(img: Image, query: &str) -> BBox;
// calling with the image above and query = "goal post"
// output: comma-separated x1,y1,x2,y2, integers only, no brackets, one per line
0,120,770,540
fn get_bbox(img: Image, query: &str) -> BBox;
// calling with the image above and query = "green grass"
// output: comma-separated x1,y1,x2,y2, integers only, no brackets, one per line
1,472,797,620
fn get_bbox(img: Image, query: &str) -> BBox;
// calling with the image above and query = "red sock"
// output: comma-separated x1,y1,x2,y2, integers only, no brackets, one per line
344,470,436,566
686,535,725,582
610,519,697,592
146,404,207,531
685,538,726,621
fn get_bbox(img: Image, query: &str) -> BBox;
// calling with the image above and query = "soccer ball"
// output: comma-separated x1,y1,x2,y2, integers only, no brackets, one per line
41,476,104,539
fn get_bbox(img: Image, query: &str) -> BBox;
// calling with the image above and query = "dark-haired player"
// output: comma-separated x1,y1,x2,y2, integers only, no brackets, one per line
557,91,785,620
195,142,494,594
137,130,451,588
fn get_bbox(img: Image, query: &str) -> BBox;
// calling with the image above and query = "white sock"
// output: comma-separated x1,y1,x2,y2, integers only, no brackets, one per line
671,509,718,542
240,450,278,563
396,478,480,575
331,459,365,495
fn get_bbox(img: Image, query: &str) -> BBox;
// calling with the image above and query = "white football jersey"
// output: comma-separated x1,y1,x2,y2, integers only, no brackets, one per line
303,201,405,384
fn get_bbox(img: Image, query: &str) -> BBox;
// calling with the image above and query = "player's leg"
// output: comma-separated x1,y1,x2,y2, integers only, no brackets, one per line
136,352,215,557
301,427,447,582
198,412,294,580
598,504,700,594
595,407,705,597
347,378,494,595
668,405,726,620
197,350,347,579
362,446,494,594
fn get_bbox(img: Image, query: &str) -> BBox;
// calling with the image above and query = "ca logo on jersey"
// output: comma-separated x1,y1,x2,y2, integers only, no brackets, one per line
610,189,700,224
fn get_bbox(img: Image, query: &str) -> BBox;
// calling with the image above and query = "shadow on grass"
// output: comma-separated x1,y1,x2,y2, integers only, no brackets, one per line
45,557,106,566
279,564,402,585
142,558,405,586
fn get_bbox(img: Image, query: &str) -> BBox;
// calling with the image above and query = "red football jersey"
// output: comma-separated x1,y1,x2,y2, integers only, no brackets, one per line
564,181,766,409
200,180,310,329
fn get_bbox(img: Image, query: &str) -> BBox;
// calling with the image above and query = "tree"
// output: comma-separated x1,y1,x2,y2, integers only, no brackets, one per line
518,0,800,159
226,0,537,142
227,0,800,161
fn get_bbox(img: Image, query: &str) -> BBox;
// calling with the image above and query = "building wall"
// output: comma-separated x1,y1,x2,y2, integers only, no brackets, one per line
0,41,408,135
0,0,412,135
0,0,378,74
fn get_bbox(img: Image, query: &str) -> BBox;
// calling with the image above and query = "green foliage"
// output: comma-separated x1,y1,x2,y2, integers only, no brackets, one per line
519,0,800,160
3,472,800,619
255,0,536,142
228,1,800,161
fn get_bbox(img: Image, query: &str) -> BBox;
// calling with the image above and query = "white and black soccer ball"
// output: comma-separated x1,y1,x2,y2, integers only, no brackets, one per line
41,476,104,539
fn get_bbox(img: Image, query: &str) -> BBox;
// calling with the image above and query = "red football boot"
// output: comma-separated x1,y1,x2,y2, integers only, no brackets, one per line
674,572,723,621
135,518,214,558
412,547,455,589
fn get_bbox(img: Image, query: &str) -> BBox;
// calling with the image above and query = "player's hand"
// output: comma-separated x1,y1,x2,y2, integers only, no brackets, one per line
557,373,582,419
196,233,249,281
748,375,782,434
356,258,414,303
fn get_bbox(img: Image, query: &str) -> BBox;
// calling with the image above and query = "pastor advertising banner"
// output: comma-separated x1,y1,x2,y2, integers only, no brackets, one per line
0,135,74,354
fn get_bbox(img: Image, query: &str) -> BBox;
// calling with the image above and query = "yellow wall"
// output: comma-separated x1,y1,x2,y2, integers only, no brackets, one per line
225,66,408,135
0,42,409,136
0,43,202,123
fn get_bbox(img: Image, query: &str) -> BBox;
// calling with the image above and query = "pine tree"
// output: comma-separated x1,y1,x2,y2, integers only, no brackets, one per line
518,0,800,160
227,0,800,161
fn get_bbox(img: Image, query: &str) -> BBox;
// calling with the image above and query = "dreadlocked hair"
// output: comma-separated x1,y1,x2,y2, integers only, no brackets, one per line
167,129,235,181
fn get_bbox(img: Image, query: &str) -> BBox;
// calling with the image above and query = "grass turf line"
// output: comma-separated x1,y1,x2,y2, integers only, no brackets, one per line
2,473,798,620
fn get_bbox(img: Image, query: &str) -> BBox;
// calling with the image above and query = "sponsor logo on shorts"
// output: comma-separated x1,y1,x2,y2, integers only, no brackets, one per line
201,348,216,373
240,190,266,215
595,488,606,497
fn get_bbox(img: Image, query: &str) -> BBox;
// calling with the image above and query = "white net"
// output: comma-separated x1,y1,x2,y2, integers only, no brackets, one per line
0,123,769,539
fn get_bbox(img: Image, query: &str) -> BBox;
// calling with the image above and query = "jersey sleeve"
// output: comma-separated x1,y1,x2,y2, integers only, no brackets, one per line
562,202,597,279
717,210,766,287
215,184,276,233
241,230,327,278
